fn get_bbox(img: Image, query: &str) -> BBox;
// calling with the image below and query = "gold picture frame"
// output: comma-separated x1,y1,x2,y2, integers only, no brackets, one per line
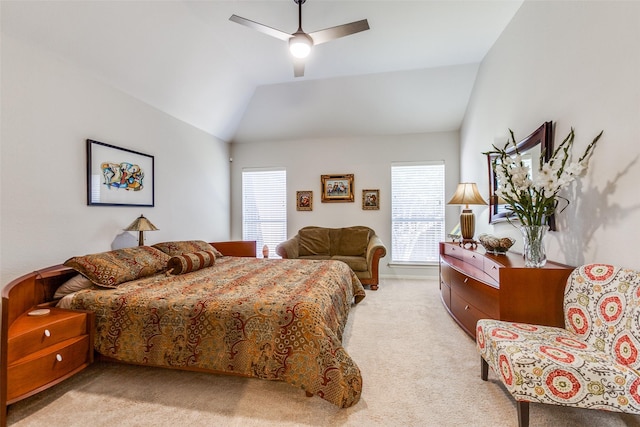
296,190,313,211
362,189,380,210
321,174,354,203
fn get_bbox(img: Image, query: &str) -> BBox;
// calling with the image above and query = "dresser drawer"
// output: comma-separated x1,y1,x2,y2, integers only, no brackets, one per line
440,279,451,309
483,258,501,282
8,310,88,364
450,292,492,338
463,250,484,269
442,243,465,261
440,261,451,286
7,335,91,402
449,269,499,317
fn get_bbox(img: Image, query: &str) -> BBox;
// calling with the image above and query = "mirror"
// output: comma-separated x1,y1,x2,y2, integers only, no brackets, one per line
486,121,556,230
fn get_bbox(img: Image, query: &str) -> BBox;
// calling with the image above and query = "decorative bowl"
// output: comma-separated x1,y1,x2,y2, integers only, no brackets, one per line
478,234,515,255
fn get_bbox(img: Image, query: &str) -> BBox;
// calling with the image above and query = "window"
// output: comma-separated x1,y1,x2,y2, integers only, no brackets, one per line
242,169,287,258
391,162,445,264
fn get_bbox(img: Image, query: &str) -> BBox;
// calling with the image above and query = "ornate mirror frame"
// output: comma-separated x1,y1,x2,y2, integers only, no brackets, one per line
486,121,556,230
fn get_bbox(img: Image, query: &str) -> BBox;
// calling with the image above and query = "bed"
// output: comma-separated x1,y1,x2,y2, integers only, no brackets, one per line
1,240,365,425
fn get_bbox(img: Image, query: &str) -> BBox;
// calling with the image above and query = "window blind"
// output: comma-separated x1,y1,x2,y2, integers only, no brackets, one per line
391,162,445,264
242,169,287,258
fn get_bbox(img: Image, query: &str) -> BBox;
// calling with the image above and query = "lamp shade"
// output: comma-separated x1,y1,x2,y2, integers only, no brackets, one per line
124,214,158,246
447,183,488,207
124,214,158,232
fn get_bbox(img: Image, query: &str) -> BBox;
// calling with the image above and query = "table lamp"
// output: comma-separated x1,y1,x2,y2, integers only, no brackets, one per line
447,183,487,247
124,214,158,246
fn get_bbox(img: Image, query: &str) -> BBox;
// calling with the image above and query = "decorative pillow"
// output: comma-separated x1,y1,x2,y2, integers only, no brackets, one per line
337,228,371,257
153,240,223,258
53,274,94,299
298,228,331,256
167,250,216,275
64,246,170,288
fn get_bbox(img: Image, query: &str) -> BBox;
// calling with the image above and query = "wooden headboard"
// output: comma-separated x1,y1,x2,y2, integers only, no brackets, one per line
210,240,256,258
0,240,255,426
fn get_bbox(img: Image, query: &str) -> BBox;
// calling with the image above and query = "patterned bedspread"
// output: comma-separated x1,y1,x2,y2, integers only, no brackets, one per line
68,257,366,407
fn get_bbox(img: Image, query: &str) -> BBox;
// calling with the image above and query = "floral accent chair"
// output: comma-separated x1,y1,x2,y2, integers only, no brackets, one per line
477,264,640,427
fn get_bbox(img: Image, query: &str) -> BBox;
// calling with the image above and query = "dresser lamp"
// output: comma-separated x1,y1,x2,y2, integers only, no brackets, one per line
447,183,487,247
124,214,158,246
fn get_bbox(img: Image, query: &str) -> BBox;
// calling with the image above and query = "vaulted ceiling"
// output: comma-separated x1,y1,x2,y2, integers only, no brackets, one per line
1,1,523,143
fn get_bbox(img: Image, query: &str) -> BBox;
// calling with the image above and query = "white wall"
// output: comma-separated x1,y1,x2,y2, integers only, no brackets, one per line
230,132,460,278
0,35,231,287
461,1,640,267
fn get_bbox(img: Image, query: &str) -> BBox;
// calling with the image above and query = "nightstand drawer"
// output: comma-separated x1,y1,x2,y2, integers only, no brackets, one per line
7,335,91,402
7,310,88,364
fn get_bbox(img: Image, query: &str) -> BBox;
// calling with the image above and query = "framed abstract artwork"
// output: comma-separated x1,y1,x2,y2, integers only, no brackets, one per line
362,189,380,210
296,191,313,211
87,139,155,206
321,174,354,203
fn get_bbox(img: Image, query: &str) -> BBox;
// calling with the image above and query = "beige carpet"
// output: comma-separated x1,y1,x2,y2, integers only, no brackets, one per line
7,278,640,426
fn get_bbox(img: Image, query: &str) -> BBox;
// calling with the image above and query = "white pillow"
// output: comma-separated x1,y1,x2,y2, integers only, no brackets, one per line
54,274,93,299
56,293,75,309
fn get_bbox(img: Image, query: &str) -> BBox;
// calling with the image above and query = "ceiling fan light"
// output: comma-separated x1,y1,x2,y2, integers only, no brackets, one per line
289,33,312,58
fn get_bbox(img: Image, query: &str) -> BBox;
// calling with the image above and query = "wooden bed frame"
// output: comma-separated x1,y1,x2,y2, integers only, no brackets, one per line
0,241,256,427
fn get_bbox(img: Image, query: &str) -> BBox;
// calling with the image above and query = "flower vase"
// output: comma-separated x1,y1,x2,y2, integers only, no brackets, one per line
520,225,548,268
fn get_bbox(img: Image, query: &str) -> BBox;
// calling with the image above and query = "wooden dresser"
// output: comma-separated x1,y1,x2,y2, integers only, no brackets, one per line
439,242,574,339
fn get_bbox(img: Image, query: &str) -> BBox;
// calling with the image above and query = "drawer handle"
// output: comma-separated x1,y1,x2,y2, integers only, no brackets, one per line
44,329,51,338
56,354,63,362
464,305,470,311
492,266,497,270
463,278,469,284
471,255,476,259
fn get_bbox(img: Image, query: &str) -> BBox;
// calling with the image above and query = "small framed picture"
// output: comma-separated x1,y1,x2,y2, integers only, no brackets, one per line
362,189,380,210
321,174,354,203
296,191,313,211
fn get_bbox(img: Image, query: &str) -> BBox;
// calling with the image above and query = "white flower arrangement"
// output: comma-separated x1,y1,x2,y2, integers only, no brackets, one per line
487,128,603,227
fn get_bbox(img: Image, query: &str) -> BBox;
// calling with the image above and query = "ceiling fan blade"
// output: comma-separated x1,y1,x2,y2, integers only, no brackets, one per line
293,59,305,77
309,19,370,45
229,14,292,42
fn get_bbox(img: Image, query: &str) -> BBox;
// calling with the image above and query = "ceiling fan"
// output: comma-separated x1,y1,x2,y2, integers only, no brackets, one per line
229,0,369,77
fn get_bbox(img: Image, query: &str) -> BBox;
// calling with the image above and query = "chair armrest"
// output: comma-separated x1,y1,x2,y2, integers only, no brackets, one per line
276,236,300,259
366,235,387,266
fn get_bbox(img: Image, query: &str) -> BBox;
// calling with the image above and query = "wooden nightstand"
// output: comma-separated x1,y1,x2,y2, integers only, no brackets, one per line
6,307,94,404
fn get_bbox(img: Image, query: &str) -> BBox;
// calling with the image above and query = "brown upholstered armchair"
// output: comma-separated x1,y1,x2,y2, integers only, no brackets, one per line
275,226,387,290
